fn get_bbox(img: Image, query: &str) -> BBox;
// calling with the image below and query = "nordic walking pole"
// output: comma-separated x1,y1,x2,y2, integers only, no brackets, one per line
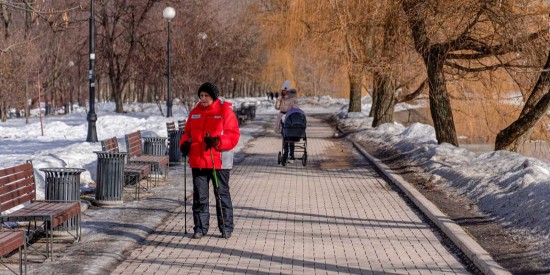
206,132,226,237
184,155,187,234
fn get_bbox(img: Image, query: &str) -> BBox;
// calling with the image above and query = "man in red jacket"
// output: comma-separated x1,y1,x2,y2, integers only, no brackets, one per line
179,82,240,239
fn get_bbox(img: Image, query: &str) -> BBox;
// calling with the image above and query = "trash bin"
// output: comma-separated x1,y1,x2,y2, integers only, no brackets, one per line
94,151,126,207
240,102,250,120
248,103,256,120
168,129,185,164
39,167,85,231
143,137,167,156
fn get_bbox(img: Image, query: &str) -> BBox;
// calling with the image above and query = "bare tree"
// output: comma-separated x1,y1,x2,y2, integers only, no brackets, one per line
168,0,260,108
92,0,166,113
0,1,78,122
402,0,549,146
495,50,550,151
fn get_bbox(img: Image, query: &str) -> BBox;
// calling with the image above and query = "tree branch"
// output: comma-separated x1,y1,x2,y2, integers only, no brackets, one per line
397,78,426,103
448,28,549,59
445,60,532,72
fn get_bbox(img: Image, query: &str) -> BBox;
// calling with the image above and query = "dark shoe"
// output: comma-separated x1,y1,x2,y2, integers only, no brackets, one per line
222,231,232,239
193,232,204,239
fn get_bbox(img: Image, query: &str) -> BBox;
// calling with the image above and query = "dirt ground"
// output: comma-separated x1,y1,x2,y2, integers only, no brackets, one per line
333,114,550,274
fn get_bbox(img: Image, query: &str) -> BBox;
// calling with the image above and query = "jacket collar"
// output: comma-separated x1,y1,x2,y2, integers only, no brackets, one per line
200,99,220,110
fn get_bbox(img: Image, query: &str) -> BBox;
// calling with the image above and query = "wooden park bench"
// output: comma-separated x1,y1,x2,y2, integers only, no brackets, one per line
100,137,151,199
0,230,26,275
232,105,247,126
0,161,81,261
166,121,176,132
177,120,186,131
125,131,169,186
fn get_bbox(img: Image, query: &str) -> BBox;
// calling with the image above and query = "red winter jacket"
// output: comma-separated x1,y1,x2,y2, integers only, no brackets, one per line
179,99,240,169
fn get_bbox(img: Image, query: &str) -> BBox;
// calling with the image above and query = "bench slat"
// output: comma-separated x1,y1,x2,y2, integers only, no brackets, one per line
101,137,120,153
166,122,176,131
0,185,35,212
132,155,169,167
0,163,32,178
0,177,34,196
126,131,144,159
0,168,34,187
0,231,24,257
3,201,80,228
125,163,151,180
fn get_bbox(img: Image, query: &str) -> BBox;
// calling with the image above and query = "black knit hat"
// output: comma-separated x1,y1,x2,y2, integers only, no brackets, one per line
198,82,219,101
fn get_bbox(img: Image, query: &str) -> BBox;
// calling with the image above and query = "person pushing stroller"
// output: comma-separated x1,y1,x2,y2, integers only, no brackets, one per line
275,81,299,162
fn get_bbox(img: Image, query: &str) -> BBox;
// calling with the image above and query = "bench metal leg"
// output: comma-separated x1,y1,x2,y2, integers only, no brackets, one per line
48,220,53,261
21,235,27,275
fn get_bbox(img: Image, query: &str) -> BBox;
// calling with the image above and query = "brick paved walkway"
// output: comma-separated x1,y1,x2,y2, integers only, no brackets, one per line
111,115,470,274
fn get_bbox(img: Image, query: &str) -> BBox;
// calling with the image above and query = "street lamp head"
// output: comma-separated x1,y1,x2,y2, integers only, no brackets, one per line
68,61,75,67
163,7,176,21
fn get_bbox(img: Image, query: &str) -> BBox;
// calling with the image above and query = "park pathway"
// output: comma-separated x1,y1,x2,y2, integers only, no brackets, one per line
111,114,470,274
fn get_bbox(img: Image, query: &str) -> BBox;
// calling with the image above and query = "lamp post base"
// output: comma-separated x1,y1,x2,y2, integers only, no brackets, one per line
86,112,98,142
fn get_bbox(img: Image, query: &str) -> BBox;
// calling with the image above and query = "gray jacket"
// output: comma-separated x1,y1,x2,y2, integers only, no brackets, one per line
221,150,234,170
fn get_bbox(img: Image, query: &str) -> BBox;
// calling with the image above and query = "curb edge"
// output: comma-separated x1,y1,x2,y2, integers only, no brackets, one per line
350,140,510,275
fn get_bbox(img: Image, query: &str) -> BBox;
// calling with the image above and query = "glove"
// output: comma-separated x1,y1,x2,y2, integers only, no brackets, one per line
180,141,191,157
204,135,220,151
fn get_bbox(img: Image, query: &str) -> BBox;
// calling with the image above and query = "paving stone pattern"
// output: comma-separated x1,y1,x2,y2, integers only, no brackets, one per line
111,116,469,275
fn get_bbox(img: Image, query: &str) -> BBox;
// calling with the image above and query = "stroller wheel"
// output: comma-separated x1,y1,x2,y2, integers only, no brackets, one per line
278,151,281,164
281,154,287,166
302,152,307,166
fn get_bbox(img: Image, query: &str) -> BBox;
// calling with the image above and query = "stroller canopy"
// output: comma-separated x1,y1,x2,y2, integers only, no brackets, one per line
285,108,306,127
283,108,307,140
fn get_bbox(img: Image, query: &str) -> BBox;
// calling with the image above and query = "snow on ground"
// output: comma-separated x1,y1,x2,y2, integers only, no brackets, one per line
337,97,550,244
0,96,341,199
2,94,550,245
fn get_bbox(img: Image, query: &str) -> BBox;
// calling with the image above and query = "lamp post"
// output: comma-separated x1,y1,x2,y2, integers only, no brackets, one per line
68,61,74,113
86,0,98,142
163,7,176,118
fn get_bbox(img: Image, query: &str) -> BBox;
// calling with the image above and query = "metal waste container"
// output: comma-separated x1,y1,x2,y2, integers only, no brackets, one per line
248,103,256,120
94,151,126,207
143,137,167,156
240,102,250,119
168,129,185,164
39,167,85,231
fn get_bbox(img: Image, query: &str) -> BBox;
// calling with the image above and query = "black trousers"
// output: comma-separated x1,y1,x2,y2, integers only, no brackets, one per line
192,168,234,235
281,127,295,159
283,141,295,159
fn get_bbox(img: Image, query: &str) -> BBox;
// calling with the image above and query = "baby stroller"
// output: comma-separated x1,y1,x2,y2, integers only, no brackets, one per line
278,108,307,166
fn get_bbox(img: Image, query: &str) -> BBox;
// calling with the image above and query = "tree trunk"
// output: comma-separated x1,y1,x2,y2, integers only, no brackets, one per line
348,65,363,113
109,74,124,113
495,51,550,151
0,102,6,122
372,72,396,127
1,4,10,39
425,47,458,146
404,0,459,146
371,5,399,126
369,75,377,117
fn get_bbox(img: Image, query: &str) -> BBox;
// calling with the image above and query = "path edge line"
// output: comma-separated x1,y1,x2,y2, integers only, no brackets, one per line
350,140,510,275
